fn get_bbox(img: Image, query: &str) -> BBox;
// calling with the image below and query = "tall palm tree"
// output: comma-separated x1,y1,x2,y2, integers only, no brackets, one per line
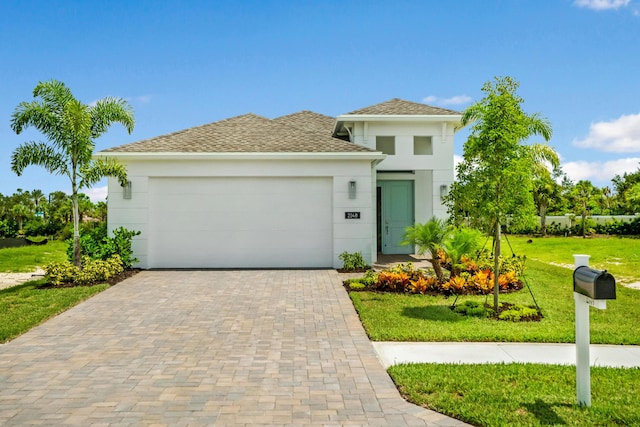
572,180,597,238
533,176,560,236
30,189,47,217
402,217,450,282
529,143,561,236
10,80,134,267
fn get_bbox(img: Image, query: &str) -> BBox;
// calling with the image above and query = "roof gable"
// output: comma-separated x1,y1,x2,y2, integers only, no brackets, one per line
102,113,373,154
273,110,336,135
344,98,460,116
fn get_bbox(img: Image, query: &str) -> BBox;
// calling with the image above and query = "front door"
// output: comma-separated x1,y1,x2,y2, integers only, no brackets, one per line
379,180,414,254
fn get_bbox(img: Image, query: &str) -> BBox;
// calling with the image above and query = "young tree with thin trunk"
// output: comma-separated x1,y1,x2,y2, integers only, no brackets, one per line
10,80,134,267
449,76,553,311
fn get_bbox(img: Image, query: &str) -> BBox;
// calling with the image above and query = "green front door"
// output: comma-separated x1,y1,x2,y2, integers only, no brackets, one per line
379,180,414,254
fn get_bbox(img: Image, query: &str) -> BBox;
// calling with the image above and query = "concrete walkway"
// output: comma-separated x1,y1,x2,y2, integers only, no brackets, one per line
373,342,640,369
0,270,470,427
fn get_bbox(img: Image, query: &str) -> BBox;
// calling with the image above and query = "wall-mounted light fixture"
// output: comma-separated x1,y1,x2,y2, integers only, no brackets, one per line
440,184,448,201
123,181,132,199
348,180,357,199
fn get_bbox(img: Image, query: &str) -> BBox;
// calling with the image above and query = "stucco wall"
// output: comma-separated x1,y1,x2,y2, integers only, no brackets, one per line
349,120,455,220
107,157,378,268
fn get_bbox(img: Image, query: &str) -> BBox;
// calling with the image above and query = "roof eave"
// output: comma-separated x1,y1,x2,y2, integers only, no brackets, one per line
333,114,463,136
335,114,462,122
95,151,386,161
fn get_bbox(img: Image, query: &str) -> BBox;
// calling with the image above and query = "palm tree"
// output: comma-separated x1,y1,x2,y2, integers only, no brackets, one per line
533,176,560,236
600,186,615,215
30,189,47,217
442,227,482,278
10,203,32,231
10,80,134,267
402,217,450,282
529,143,561,236
571,180,598,238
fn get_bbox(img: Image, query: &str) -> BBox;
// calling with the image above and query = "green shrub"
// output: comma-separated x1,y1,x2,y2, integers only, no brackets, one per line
348,282,367,290
98,227,140,269
338,251,368,270
453,301,491,318
45,260,80,286
45,255,124,286
67,226,140,269
595,217,640,235
498,304,540,322
76,255,124,285
0,219,18,238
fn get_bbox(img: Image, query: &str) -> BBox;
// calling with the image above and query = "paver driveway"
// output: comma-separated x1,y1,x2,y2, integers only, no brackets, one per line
0,270,469,426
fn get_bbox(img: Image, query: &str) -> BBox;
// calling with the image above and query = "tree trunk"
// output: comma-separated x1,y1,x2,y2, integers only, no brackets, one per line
493,222,501,312
72,192,81,268
430,258,445,283
581,206,587,238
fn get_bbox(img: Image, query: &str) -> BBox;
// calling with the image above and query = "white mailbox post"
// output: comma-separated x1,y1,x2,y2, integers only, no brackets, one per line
572,254,616,407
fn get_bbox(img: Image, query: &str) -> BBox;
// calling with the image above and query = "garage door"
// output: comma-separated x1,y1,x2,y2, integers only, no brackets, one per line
148,177,333,268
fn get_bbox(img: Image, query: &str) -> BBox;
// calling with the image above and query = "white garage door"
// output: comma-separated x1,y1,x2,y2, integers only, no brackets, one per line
148,177,333,268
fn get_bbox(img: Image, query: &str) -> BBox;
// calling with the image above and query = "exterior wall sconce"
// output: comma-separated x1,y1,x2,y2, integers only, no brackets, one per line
440,184,448,201
348,180,357,199
123,181,132,199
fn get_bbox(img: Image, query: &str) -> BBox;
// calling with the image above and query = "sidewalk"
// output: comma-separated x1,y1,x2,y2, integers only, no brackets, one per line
373,342,640,369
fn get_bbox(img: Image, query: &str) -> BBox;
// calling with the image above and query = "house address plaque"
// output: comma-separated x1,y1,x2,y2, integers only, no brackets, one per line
345,212,361,219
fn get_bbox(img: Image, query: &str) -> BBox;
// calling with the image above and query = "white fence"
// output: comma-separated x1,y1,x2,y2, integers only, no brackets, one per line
544,215,639,228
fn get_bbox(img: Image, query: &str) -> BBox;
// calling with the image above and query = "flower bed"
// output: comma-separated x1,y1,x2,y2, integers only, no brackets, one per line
345,257,525,296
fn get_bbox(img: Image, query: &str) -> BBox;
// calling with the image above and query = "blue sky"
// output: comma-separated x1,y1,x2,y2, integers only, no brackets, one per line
2,0,640,201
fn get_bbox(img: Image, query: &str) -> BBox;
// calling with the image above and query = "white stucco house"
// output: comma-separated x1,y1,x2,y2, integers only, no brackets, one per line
97,98,461,269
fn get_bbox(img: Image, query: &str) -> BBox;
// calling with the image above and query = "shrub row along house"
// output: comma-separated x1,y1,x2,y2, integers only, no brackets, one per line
98,99,461,268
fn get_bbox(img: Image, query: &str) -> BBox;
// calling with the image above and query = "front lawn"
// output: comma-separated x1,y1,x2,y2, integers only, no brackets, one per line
349,260,640,343
0,240,67,272
506,235,640,284
0,280,109,343
389,363,640,427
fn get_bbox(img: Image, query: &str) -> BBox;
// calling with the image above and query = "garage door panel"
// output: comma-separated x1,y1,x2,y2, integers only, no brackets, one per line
148,177,333,268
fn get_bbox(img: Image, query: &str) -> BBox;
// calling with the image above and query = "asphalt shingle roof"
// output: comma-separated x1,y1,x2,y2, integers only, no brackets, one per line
344,98,461,116
102,113,373,153
273,110,336,136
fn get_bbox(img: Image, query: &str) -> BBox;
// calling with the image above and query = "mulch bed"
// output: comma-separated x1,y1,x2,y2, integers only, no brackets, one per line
37,269,141,289
336,267,371,273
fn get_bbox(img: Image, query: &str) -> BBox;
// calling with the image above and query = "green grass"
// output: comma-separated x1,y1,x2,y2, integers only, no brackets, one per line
350,260,640,343
388,363,640,426
0,240,67,272
506,235,640,284
0,280,109,343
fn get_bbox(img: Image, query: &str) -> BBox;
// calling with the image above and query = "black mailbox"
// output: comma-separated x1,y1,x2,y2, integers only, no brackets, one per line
573,266,616,300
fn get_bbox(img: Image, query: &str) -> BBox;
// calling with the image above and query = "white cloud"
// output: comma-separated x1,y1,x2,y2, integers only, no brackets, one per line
573,113,640,153
84,186,108,203
573,0,630,10
562,157,640,184
132,95,152,104
423,95,472,106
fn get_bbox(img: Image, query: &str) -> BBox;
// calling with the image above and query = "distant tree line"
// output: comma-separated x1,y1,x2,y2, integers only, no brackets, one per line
452,167,640,237
0,188,107,239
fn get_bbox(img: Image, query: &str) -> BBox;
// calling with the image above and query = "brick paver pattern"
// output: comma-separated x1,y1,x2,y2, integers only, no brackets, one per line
0,270,469,426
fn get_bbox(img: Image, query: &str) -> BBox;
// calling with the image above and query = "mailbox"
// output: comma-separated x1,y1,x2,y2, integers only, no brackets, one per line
573,266,616,300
